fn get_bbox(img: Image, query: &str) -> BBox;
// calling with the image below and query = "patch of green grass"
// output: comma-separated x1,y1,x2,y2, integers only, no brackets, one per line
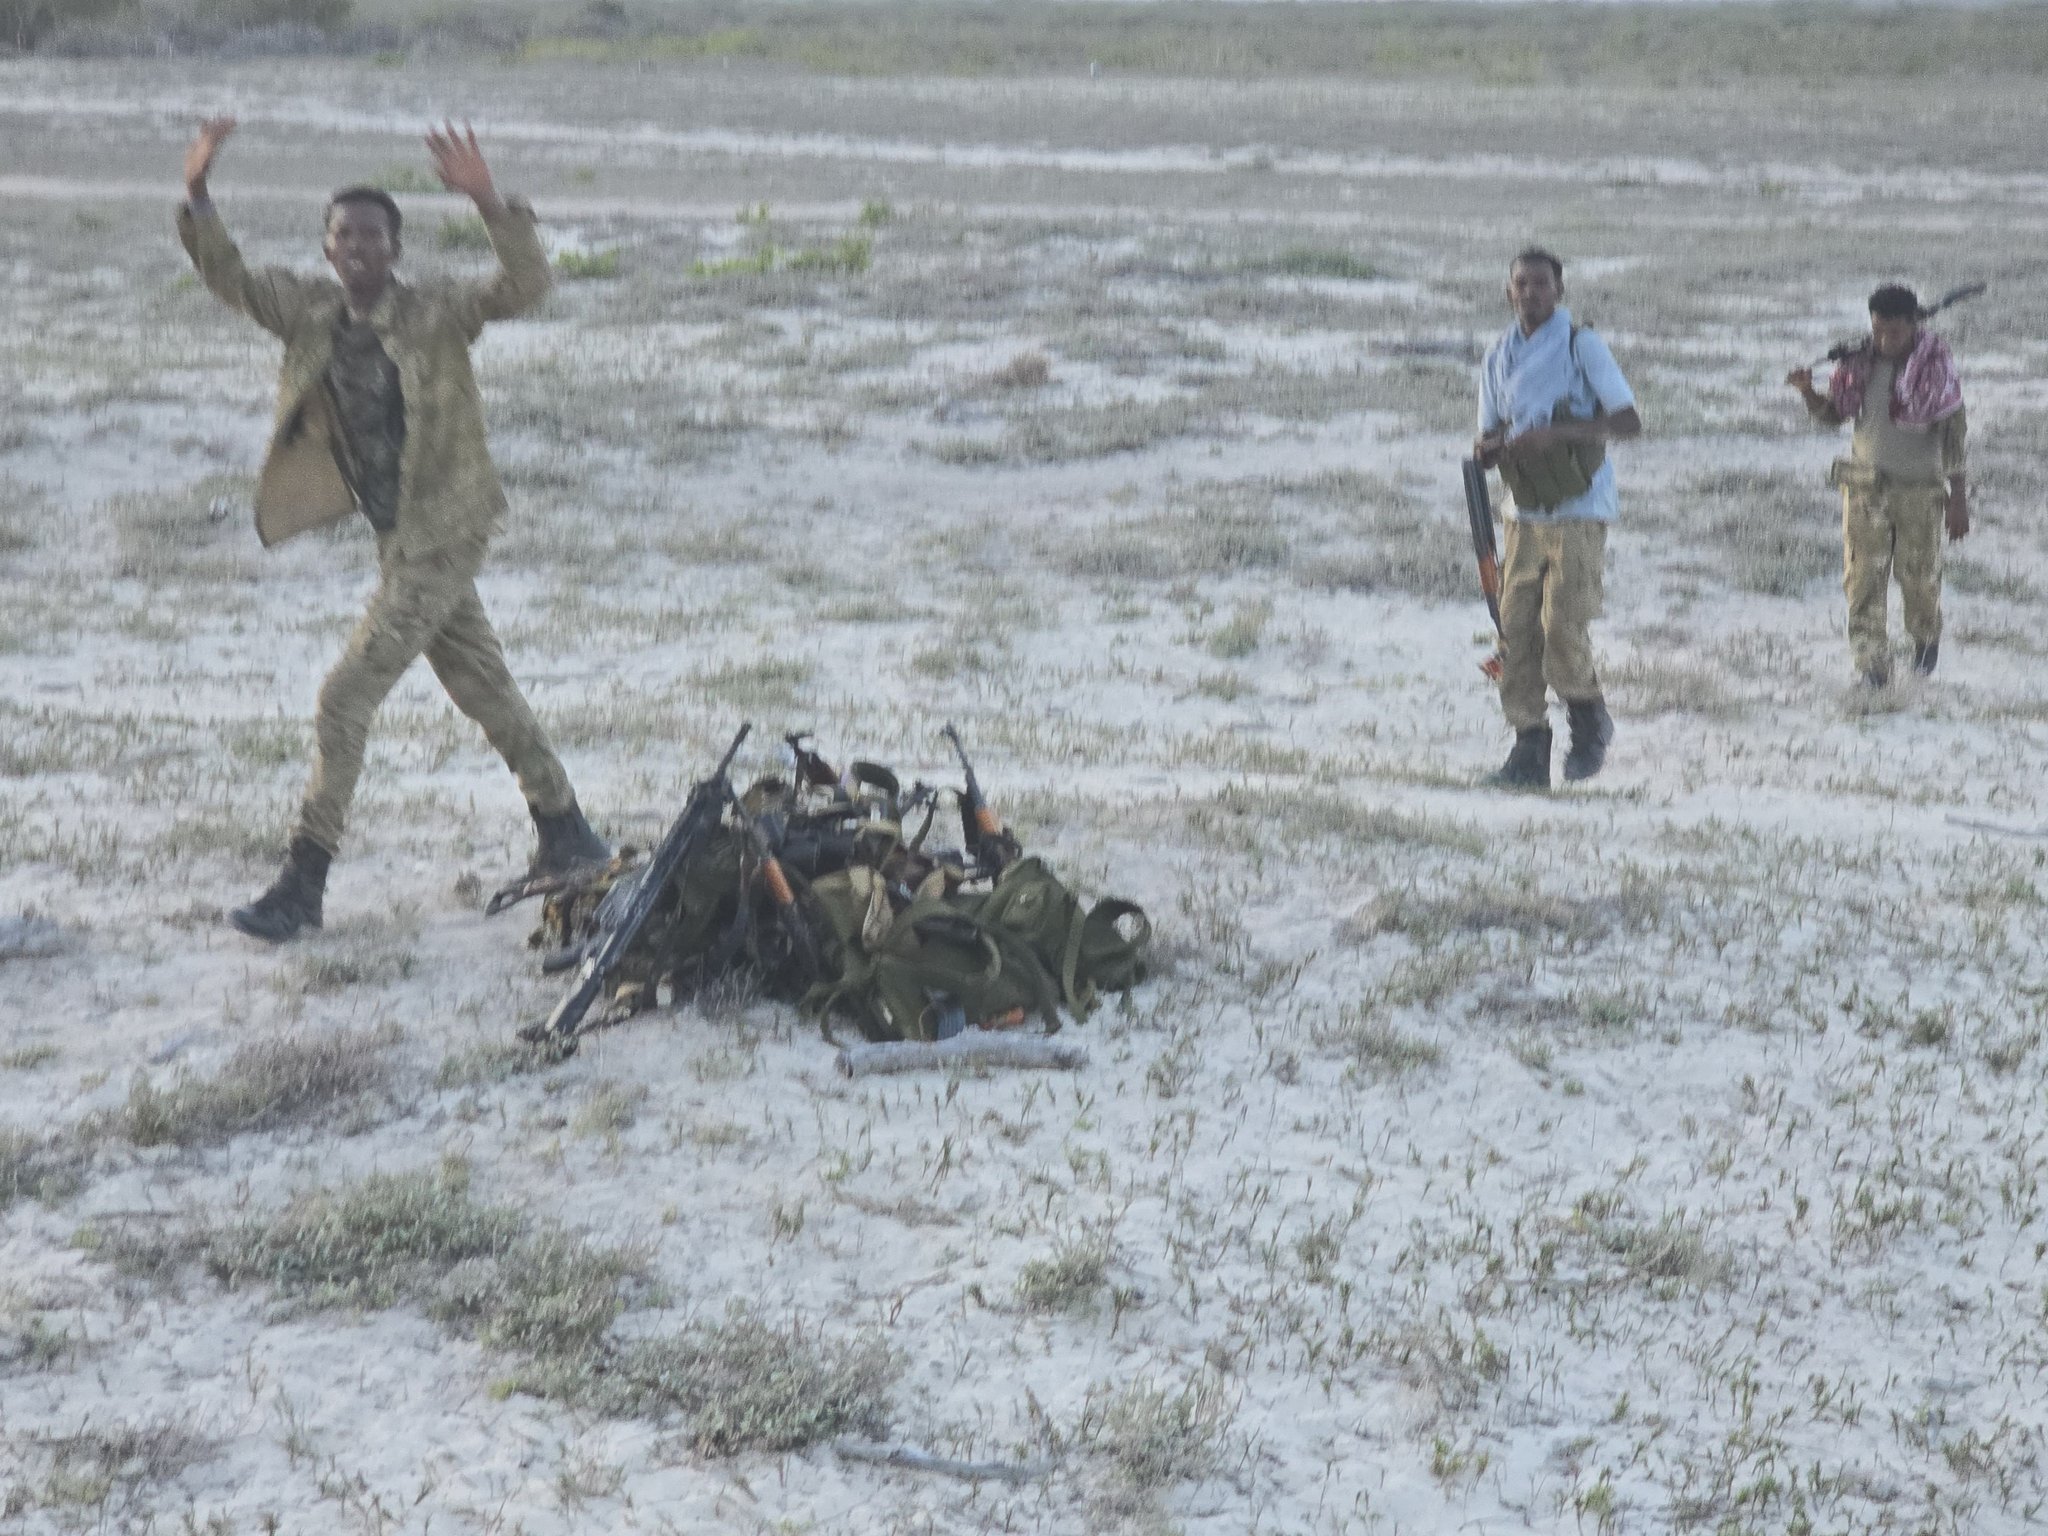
555,248,622,280
692,234,871,280
367,164,440,194
435,214,492,252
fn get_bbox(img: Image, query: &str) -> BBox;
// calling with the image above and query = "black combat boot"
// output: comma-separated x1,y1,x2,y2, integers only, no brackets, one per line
229,836,330,943
528,801,611,879
1485,725,1552,790
1562,698,1614,783
1913,639,1939,677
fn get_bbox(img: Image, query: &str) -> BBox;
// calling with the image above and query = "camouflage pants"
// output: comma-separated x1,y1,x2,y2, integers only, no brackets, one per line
1498,518,1607,732
294,539,575,854
1842,480,1944,675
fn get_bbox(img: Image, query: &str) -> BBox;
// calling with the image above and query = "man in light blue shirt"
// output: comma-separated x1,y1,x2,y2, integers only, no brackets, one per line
1475,247,1642,788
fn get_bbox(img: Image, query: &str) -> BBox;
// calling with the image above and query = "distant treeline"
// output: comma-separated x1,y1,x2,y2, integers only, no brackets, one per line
17,0,2048,82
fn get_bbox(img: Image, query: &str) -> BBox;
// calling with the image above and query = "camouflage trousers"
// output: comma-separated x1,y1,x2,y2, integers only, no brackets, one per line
294,538,575,854
1498,518,1607,732
1842,479,1944,675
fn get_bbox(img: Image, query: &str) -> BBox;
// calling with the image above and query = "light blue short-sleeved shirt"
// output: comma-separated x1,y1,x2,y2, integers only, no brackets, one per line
1479,310,1636,524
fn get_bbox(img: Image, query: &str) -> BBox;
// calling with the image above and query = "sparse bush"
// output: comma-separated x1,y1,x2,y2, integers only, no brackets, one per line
202,1163,525,1308
571,1079,647,1137
990,350,1051,390
1002,397,1213,464
600,1306,896,1452
435,1039,556,1089
1318,1012,1443,1079
22,1416,217,1513
1080,1371,1234,1495
430,1228,644,1357
1017,1231,1113,1313
103,1026,395,1148
1356,885,1613,946
1206,598,1271,659
1,1126,82,1211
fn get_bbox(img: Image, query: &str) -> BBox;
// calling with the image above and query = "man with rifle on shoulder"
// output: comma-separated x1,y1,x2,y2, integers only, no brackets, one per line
1786,283,1971,688
1474,247,1643,789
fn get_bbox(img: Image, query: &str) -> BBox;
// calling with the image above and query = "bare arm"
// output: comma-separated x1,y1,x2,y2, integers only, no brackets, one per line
430,122,552,336
175,115,318,339
1786,366,1844,427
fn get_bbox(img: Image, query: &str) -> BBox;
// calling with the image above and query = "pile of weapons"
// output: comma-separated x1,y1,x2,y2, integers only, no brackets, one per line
486,723,1084,1070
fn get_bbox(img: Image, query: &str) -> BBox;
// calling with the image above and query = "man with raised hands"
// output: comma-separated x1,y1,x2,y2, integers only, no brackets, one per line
178,116,607,943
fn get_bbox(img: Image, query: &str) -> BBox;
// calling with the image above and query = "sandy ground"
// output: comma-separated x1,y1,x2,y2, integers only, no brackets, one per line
3,55,2048,1536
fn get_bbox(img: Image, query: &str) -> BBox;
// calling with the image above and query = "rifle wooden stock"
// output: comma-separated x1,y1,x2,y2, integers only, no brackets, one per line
942,722,1020,871
1461,459,1506,681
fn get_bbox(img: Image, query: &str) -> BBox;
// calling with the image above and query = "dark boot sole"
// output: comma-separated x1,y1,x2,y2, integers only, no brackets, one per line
1562,750,1607,783
227,906,321,944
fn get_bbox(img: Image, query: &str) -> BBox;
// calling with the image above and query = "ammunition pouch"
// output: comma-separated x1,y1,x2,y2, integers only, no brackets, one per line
1827,459,1944,499
1499,400,1607,513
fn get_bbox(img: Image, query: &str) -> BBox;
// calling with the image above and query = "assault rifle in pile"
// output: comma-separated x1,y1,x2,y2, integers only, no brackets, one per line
516,724,751,1047
491,721,1151,1054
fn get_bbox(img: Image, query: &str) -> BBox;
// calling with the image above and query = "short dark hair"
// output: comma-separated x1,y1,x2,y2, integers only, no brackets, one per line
1511,246,1564,283
1868,284,1920,321
326,186,402,240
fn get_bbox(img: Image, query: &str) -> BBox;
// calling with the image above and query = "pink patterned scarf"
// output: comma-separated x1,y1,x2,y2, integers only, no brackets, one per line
1829,328,1963,426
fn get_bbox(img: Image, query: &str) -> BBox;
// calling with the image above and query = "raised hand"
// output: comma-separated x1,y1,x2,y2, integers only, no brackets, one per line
184,115,237,201
425,121,502,214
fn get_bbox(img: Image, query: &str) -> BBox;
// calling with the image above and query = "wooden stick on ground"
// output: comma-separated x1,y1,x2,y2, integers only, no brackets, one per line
832,1437,1054,1484
835,1033,1088,1078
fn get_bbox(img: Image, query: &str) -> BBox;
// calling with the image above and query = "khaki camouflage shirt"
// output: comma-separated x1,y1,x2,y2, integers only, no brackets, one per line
176,197,551,558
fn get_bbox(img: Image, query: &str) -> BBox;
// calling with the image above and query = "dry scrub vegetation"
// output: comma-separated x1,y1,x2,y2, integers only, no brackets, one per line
4,14,2048,1534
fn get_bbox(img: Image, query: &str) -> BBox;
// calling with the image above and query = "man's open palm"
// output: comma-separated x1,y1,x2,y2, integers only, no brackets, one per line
426,122,496,206
184,115,237,196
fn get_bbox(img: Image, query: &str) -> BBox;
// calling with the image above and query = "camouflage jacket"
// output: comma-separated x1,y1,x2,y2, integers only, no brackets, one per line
175,198,551,558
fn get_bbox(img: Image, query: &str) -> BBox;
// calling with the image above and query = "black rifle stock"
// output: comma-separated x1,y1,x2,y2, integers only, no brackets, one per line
523,724,751,1046
1461,459,1506,681
942,722,1021,872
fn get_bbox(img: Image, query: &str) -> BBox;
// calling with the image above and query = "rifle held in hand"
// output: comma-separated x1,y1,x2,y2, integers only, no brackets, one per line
1462,458,1505,682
